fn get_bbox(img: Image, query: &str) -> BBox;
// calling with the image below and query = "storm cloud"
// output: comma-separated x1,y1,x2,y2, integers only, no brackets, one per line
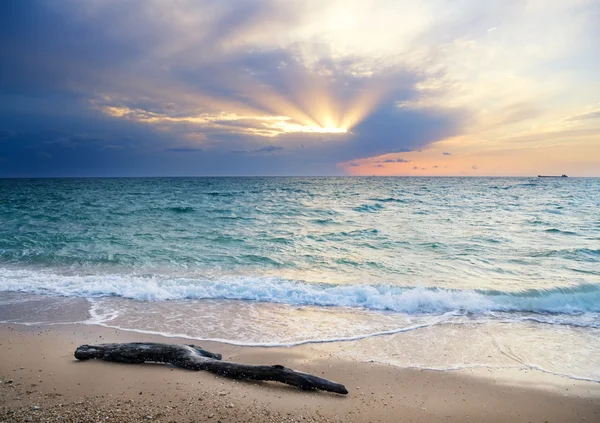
1,0,598,176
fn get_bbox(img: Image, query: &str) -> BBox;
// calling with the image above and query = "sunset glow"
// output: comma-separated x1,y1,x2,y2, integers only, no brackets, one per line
1,0,599,176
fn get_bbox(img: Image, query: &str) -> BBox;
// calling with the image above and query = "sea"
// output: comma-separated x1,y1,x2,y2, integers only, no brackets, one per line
0,177,598,382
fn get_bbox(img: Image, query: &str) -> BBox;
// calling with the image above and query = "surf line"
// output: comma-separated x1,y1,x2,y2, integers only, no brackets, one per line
81,310,464,348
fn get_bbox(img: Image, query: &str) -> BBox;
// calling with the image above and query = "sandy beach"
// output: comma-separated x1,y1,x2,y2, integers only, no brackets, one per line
1,323,598,423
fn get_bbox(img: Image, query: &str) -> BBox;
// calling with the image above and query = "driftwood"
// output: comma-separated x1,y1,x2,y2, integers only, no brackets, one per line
74,342,348,395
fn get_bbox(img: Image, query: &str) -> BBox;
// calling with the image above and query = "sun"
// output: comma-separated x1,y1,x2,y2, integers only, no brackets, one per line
319,126,348,134
267,119,348,135
293,125,348,134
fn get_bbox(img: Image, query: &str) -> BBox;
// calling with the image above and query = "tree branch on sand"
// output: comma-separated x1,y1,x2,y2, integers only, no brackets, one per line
74,342,348,395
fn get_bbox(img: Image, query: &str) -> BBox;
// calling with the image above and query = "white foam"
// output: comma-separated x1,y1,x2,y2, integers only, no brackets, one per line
83,318,447,347
0,267,599,315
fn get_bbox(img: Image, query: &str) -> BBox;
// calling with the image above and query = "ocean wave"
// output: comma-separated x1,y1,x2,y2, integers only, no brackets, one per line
310,218,337,225
1,268,599,315
307,228,379,241
368,197,409,203
203,191,236,197
544,228,579,235
107,205,198,216
167,205,196,213
531,248,599,261
353,203,384,212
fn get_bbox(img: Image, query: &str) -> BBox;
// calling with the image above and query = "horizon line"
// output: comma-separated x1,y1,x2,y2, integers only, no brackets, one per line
0,175,597,179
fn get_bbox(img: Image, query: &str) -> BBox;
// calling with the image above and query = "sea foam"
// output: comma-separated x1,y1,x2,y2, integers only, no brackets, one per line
0,267,598,315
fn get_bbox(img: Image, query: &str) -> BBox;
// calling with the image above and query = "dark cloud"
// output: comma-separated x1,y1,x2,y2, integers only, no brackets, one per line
254,145,284,153
348,162,359,167
167,147,204,153
337,100,463,162
443,152,452,155
229,145,285,154
43,133,107,148
0,0,466,176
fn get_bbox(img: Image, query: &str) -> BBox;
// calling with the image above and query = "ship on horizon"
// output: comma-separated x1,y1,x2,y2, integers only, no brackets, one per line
538,174,568,177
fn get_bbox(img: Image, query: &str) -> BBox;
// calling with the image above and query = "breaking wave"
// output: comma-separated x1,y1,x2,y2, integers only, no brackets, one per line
1,268,598,315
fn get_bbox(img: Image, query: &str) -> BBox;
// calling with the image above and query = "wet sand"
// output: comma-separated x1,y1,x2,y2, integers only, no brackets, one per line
1,323,599,422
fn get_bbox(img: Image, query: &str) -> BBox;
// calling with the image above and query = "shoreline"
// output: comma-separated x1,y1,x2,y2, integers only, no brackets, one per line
1,323,599,422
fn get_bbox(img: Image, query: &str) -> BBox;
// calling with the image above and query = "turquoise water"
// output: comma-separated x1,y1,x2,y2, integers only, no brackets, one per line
0,177,599,380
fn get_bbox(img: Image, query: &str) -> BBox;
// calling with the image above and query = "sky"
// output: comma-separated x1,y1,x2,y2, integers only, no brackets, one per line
1,0,599,177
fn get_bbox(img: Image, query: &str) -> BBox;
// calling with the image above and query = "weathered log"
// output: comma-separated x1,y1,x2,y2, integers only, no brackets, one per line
74,342,348,395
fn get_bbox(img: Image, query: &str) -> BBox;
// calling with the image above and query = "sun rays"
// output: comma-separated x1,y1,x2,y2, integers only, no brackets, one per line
95,86,378,138
95,60,388,138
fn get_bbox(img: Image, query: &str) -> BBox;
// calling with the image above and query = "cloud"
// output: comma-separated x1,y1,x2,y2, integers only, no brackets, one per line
167,146,204,153
374,164,384,168
413,166,418,170
443,152,452,155
565,109,600,122
0,0,467,175
433,165,438,168
377,158,411,163
99,144,126,151
349,162,359,167
254,145,284,153
229,145,285,154
0,0,598,176
44,133,106,147
472,165,479,170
